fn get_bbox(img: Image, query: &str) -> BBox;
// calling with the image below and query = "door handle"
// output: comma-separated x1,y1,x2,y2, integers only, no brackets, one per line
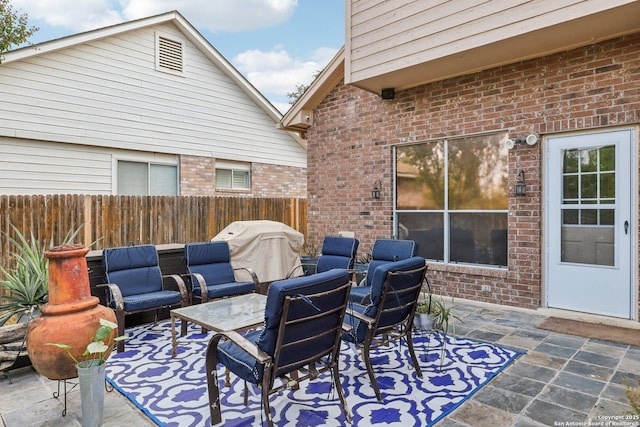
624,220,629,235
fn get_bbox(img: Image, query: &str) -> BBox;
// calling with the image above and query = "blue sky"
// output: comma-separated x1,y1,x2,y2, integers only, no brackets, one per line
10,0,345,113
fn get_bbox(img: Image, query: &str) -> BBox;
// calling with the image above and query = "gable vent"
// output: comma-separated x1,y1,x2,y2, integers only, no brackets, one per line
156,33,184,75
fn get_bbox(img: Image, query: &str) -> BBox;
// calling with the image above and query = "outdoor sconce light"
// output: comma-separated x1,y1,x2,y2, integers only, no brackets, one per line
372,180,382,200
515,170,526,197
506,134,538,149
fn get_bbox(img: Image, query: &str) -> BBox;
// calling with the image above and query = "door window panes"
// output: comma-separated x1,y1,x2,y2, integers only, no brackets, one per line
560,145,615,266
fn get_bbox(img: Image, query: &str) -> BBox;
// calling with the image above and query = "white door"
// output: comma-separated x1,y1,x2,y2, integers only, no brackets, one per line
546,129,633,318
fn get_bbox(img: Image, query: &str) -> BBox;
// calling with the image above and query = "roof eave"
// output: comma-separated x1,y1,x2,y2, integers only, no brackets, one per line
280,47,345,136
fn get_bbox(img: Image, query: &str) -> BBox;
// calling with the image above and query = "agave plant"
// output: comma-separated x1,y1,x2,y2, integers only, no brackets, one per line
0,224,83,325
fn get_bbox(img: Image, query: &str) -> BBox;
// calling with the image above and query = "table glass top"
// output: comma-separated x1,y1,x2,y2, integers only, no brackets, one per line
171,293,267,332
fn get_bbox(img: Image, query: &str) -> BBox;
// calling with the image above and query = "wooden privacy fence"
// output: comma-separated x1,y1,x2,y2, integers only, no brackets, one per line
0,194,307,275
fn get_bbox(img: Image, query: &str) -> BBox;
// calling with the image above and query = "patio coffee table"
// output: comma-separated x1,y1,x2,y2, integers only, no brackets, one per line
170,293,267,357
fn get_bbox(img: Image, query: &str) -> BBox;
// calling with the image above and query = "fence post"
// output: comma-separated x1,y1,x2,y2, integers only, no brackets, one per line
83,196,92,247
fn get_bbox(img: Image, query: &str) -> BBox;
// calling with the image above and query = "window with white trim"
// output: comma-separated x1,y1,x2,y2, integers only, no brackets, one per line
117,160,178,195
394,132,509,267
215,162,250,190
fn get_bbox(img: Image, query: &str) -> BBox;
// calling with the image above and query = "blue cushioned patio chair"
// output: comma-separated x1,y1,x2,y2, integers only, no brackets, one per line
100,244,189,352
343,256,427,401
287,235,359,278
205,269,353,426
184,241,258,304
349,238,417,304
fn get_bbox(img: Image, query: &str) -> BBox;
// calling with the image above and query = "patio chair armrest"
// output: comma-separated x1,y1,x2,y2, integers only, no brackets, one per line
345,307,374,327
211,330,271,365
181,272,209,304
285,263,318,278
347,269,367,287
233,267,260,286
285,264,303,278
163,274,190,305
97,283,124,311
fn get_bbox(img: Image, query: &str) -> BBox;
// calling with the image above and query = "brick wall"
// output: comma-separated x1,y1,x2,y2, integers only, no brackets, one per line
180,155,216,196
251,163,307,198
305,34,640,311
180,155,306,198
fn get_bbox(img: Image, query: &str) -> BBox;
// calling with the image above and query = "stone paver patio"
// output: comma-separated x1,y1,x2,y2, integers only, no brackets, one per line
1,299,637,426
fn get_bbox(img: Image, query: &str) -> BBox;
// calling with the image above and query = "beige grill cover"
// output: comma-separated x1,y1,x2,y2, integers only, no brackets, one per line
212,220,304,283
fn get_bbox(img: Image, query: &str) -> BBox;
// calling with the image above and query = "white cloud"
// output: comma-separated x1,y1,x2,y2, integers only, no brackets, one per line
124,0,297,33
13,0,297,33
11,0,337,114
12,0,123,31
234,47,338,98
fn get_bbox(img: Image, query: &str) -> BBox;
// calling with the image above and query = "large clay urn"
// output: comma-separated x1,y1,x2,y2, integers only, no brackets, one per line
27,244,117,380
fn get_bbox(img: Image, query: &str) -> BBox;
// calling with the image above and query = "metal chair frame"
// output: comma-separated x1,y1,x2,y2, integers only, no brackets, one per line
205,281,353,426
345,264,427,401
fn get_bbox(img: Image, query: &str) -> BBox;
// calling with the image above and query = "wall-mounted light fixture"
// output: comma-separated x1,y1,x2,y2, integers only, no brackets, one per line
506,134,538,149
372,180,382,200
515,170,526,197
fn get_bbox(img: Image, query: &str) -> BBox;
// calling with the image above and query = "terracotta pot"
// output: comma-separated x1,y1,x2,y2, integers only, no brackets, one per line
26,244,116,380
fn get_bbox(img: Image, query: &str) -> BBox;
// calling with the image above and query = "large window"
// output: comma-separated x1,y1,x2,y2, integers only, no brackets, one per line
117,161,178,195
215,161,250,190
395,132,509,267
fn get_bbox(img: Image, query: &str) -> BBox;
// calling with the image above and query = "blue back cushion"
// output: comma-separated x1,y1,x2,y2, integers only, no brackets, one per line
346,256,425,343
316,236,359,272
257,269,351,356
103,245,162,297
366,256,424,309
185,241,235,286
366,239,417,286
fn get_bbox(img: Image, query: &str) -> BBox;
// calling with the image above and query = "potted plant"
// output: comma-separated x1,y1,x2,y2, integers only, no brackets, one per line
48,318,127,427
300,238,320,275
425,295,463,370
414,292,437,331
430,296,462,335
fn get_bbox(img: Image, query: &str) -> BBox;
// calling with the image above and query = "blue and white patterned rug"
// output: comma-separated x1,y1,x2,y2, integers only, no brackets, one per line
106,320,521,426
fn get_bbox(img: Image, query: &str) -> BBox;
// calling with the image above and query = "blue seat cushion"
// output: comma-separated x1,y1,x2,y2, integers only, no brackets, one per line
316,237,359,273
342,302,367,344
217,269,350,384
322,236,359,258
348,285,371,303
217,329,264,384
349,239,417,303
192,281,256,299
120,290,183,312
103,245,164,297
355,240,417,293
187,241,231,264
317,254,353,272
344,256,425,343
103,244,159,271
185,242,236,286
258,269,351,356
371,239,416,262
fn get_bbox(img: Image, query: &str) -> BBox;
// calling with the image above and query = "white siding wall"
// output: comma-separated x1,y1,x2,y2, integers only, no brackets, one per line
0,137,178,195
0,23,306,169
347,0,636,84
